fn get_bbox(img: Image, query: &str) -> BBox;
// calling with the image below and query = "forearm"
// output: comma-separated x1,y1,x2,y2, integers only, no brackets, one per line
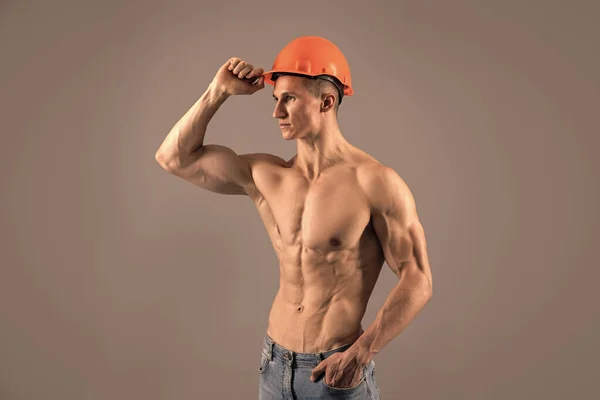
156,82,230,167
353,280,432,364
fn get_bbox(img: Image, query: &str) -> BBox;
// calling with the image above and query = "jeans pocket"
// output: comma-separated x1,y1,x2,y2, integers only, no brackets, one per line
258,350,270,374
323,368,367,394
371,366,381,398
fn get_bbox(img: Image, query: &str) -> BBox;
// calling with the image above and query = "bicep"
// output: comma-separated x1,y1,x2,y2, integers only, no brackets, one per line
379,214,432,292
367,167,432,289
165,144,255,196
372,206,418,274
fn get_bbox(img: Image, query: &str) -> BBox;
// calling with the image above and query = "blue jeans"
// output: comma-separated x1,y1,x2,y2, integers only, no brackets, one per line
258,334,382,399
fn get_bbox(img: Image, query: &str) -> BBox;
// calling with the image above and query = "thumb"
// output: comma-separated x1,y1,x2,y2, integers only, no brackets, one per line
248,80,264,95
252,76,265,92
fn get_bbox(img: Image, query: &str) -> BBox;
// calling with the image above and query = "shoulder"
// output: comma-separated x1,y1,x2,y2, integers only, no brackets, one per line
240,152,292,179
356,160,416,217
240,152,291,168
238,152,290,200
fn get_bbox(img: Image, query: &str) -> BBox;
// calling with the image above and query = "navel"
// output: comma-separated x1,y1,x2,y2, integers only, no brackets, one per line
329,236,342,247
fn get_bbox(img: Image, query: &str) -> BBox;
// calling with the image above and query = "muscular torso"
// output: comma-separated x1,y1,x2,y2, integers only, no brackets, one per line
248,148,386,353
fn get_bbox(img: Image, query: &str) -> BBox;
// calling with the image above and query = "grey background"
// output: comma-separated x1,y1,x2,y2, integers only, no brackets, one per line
1,0,599,399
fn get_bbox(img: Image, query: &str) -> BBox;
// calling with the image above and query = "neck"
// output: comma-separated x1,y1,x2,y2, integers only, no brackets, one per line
295,121,350,180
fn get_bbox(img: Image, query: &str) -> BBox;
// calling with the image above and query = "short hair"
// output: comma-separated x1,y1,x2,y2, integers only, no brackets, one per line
272,72,343,115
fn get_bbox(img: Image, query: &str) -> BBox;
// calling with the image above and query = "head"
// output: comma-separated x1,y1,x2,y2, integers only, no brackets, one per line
271,72,344,140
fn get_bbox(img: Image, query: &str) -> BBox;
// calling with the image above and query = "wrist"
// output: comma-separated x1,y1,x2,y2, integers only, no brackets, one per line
348,340,376,365
207,82,231,102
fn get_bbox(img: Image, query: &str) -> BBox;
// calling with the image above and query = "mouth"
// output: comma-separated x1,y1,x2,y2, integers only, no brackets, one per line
279,123,291,128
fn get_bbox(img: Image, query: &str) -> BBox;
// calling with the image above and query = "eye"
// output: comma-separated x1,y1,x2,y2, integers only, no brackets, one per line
273,95,295,102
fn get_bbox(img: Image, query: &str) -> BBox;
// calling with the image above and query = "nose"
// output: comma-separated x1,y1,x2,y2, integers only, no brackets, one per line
273,101,287,119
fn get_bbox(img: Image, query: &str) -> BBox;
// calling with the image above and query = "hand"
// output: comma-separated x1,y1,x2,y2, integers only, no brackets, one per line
211,57,265,96
310,351,365,389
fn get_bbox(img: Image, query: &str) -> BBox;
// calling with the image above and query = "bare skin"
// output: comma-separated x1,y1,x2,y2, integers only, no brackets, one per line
155,57,433,389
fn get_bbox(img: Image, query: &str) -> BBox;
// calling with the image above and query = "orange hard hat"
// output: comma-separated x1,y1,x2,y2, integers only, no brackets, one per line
262,36,354,102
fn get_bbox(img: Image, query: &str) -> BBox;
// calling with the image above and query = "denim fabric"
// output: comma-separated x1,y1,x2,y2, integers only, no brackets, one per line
258,334,382,399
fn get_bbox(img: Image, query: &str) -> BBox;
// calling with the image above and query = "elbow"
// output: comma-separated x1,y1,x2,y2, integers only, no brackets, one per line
155,150,169,169
155,150,197,180
421,275,433,299
155,150,179,173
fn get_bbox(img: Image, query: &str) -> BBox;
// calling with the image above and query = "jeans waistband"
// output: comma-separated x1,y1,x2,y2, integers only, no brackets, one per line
262,334,356,367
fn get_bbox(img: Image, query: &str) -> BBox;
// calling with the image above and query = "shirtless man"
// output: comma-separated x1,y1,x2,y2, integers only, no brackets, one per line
155,37,433,399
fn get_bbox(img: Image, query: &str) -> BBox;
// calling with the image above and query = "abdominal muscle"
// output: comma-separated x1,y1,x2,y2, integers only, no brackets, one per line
265,244,383,353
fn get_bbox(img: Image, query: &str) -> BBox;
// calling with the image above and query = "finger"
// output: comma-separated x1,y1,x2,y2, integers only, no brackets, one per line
244,66,264,84
325,367,339,385
310,361,327,382
246,67,264,80
227,57,241,70
232,61,248,75
245,68,256,80
248,76,265,91
238,64,253,79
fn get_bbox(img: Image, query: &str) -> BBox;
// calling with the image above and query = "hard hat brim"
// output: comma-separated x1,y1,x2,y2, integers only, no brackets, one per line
262,69,354,96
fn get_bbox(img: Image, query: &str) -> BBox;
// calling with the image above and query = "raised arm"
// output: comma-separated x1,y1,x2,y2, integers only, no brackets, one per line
155,58,266,197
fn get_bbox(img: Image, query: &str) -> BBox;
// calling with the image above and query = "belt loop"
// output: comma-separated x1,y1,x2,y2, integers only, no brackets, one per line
269,341,274,361
317,352,324,366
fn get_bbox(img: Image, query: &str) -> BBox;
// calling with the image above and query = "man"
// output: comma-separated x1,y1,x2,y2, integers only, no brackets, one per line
155,36,433,399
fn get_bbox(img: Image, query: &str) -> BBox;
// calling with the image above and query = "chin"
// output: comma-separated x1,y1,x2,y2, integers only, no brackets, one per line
281,128,296,140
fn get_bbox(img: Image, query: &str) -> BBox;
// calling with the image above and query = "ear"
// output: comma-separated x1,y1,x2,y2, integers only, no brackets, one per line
321,93,336,112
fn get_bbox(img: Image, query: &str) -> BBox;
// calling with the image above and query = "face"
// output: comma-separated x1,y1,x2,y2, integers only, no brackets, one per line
272,76,322,140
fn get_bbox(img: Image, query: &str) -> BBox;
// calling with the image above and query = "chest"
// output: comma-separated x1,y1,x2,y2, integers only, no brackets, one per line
253,166,373,250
